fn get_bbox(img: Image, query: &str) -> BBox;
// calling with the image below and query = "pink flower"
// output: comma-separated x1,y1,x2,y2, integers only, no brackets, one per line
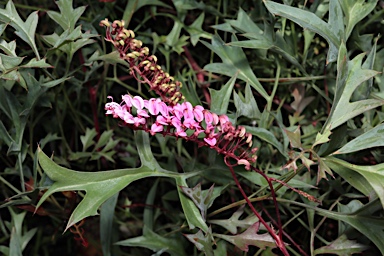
193,105,204,122
150,123,163,135
132,117,146,126
204,137,217,146
137,109,149,118
145,98,160,115
132,96,144,109
184,118,201,130
219,115,229,126
122,95,133,107
157,115,170,125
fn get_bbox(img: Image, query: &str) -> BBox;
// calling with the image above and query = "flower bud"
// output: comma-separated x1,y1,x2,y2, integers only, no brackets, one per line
237,159,251,170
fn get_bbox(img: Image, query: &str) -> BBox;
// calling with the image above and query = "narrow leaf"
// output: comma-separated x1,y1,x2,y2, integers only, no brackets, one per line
334,123,384,155
202,35,269,100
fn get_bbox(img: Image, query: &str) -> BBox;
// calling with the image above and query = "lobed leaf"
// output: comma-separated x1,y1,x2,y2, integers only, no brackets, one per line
324,43,382,131
214,223,277,252
202,35,269,100
263,0,340,62
0,0,40,59
333,123,384,155
314,234,369,255
116,226,187,256
325,157,384,209
209,74,237,115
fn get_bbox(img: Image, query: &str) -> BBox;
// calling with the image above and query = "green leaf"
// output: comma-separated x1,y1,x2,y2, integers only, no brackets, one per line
175,177,209,233
325,157,384,209
314,234,369,255
185,12,212,46
80,128,97,151
233,84,261,119
185,229,214,256
313,128,332,148
263,0,340,63
226,9,306,74
0,0,40,59
310,200,384,255
284,126,302,149
37,131,204,232
8,208,37,255
36,147,158,231
88,50,128,66
100,193,119,256
339,0,377,40
95,130,114,149
21,58,52,69
0,38,17,56
47,0,86,31
116,226,187,256
333,123,384,155
324,42,383,131
202,35,269,100
209,75,237,115
317,158,334,183
214,223,277,252
0,74,46,154
0,53,23,70
180,183,215,220
209,206,258,234
245,126,287,157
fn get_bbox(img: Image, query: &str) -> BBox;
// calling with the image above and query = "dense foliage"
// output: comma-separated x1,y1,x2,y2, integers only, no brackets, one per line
1,0,383,255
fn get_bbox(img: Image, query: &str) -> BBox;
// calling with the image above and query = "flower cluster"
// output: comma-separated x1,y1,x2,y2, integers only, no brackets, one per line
99,19,184,106
105,95,257,169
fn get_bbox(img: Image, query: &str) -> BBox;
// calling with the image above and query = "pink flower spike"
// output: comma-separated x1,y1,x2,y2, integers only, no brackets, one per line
122,94,133,107
132,96,145,109
151,123,163,134
204,137,217,146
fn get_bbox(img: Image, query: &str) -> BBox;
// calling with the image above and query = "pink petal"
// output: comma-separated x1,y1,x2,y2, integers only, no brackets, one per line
151,123,163,134
204,137,217,146
194,106,204,122
132,96,144,109
146,98,159,115
122,95,133,107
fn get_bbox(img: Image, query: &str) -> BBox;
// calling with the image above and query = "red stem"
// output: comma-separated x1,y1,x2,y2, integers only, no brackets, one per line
226,160,289,255
78,50,100,140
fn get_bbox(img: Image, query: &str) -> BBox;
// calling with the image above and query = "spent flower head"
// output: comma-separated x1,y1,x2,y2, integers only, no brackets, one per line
100,19,184,106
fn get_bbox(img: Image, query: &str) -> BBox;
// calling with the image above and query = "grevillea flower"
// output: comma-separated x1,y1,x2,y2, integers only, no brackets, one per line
105,95,257,169
101,19,259,169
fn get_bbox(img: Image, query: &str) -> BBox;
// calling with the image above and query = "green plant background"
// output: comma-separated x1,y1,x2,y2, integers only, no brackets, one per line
0,0,383,255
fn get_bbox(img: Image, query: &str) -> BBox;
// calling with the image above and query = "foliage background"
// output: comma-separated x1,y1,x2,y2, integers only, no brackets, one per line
0,0,383,255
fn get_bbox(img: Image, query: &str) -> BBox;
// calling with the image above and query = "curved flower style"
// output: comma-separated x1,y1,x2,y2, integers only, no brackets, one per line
105,95,257,169
100,19,184,106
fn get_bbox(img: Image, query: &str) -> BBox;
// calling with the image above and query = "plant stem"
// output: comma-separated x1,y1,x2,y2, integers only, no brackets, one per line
226,161,289,255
